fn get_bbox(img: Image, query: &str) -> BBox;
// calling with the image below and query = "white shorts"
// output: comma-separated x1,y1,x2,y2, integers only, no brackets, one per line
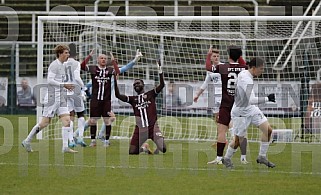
42,100,69,117
67,97,85,113
232,106,267,137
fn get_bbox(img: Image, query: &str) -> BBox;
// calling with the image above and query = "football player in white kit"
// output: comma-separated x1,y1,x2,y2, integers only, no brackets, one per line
222,57,276,168
22,44,77,153
65,43,87,147
194,47,223,121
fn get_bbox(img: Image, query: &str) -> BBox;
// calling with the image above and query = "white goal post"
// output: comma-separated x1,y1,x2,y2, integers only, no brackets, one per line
37,16,321,143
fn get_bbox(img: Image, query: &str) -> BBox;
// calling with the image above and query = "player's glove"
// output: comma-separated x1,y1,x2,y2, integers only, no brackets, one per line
267,94,276,102
134,49,143,62
156,59,162,74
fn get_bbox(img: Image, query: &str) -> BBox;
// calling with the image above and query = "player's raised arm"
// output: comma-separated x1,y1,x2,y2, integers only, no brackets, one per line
205,45,214,72
80,48,95,71
119,49,143,74
155,59,165,94
114,73,128,102
110,52,120,75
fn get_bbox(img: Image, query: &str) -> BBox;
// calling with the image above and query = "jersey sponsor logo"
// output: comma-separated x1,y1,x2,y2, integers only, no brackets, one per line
311,102,321,117
135,100,151,110
136,94,150,128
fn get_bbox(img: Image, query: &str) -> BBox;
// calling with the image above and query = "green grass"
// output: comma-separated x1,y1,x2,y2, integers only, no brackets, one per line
1,115,321,194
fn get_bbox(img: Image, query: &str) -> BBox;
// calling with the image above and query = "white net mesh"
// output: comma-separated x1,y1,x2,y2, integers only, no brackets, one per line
37,16,321,143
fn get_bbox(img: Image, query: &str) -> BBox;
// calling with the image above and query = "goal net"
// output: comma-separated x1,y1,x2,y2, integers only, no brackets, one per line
37,16,321,143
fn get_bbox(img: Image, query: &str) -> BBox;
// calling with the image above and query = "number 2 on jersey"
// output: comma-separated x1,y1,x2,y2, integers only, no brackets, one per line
227,72,237,94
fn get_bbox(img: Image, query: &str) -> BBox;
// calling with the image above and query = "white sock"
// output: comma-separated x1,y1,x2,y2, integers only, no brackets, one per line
84,120,89,131
62,126,71,148
78,117,85,138
216,156,223,161
73,129,79,137
259,142,270,157
68,121,74,142
224,146,237,159
241,155,247,161
26,124,40,142
98,123,106,137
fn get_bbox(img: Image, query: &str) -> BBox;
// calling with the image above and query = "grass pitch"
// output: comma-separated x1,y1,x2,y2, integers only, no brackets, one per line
1,115,321,194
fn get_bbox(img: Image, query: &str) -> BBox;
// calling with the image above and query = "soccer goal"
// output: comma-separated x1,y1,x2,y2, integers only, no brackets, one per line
37,16,321,143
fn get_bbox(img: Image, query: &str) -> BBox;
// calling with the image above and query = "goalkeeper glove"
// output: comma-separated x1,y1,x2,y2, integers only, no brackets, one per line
267,94,276,102
133,49,143,62
156,59,162,74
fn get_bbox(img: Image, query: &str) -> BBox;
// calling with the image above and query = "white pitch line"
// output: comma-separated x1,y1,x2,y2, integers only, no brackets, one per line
0,162,320,175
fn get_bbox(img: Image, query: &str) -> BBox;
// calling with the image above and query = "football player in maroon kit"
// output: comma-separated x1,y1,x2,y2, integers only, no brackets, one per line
206,46,248,165
114,60,167,154
81,52,120,147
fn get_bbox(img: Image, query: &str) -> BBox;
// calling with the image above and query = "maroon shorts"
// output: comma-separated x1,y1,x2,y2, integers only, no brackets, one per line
90,99,111,118
130,123,164,147
217,106,232,126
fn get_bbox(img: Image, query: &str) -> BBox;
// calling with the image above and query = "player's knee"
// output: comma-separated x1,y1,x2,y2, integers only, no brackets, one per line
89,118,97,125
61,116,71,127
268,126,273,137
234,140,239,149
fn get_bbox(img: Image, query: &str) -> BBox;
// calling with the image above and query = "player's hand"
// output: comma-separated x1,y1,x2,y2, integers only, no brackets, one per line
64,84,74,91
81,90,87,102
193,96,199,102
107,111,116,125
214,113,219,123
156,59,162,74
267,94,276,102
110,52,115,61
134,49,143,62
207,45,213,54
89,48,95,56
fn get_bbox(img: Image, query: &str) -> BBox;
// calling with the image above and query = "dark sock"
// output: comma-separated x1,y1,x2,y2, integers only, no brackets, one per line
105,125,111,140
217,142,226,157
240,138,248,155
90,125,97,139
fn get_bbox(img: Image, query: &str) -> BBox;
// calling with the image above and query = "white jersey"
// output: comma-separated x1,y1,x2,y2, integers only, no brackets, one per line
232,70,268,116
232,70,268,136
64,58,85,112
45,59,67,102
42,59,70,117
200,71,222,94
200,63,223,113
64,58,84,94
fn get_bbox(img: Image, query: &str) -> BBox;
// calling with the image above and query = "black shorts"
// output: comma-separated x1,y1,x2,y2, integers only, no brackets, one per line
217,106,232,126
90,99,111,118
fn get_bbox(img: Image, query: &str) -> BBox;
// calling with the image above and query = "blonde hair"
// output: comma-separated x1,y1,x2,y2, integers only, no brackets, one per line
54,44,69,58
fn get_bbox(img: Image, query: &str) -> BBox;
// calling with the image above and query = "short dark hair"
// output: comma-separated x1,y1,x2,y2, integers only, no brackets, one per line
249,57,265,68
134,78,144,85
68,43,77,57
228,45,242,62
212,48,219,54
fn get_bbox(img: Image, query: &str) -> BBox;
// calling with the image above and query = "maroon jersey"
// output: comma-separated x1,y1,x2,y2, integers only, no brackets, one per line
127,89,158,128
214,63,247,107
87,66,114,101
